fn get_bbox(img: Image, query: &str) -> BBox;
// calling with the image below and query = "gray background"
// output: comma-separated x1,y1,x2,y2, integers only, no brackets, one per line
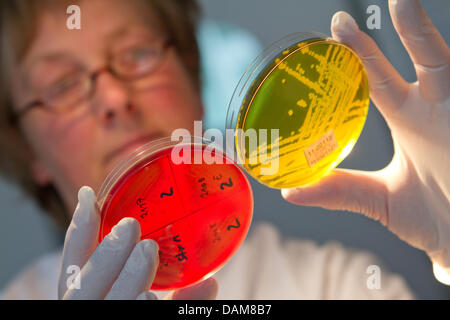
1,0,449,299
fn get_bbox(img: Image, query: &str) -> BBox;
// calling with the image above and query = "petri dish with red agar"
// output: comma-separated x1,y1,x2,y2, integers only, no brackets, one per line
96,136,253,290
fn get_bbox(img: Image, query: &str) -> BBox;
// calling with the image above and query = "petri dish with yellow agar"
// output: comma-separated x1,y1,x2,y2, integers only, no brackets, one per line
96,136,253,290
226,31,370,189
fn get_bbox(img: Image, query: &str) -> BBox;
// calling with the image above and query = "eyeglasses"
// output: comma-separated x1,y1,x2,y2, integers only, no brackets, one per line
10,38,174,123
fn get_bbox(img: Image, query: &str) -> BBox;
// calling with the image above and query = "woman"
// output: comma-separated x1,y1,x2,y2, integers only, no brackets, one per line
0,0,449,299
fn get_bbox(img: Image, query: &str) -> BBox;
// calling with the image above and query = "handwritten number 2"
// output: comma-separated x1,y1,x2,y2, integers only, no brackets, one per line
220,178,233,190
160,187,174,198
227,218,240,231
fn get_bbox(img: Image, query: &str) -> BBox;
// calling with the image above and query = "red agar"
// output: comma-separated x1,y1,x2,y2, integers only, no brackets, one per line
98,144,253,290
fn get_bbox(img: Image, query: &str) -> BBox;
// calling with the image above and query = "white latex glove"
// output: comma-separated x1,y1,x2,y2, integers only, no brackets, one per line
57,186,218,300
282,0,450,277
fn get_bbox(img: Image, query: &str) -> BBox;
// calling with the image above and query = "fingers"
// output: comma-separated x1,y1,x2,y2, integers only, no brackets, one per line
58,186,100,299
105,239,159,300
136,291,158,300
389,0,450,103
63,217,141,300
164,277,219,300
281,168,389,226
331,11,409,123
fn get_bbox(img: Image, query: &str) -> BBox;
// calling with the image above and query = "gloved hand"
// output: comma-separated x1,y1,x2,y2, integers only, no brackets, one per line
282,0,450,276
57,186,218,299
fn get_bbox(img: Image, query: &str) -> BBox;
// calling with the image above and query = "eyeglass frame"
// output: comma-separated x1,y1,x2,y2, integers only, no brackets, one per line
9,38,175,124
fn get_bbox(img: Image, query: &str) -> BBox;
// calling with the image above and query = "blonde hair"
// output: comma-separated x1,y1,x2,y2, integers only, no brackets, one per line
0,0,201,229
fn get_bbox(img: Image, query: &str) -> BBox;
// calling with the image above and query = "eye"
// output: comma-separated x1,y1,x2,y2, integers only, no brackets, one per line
48,75,80,95
117,45,160,75
129,47,157,61
43,73,87,106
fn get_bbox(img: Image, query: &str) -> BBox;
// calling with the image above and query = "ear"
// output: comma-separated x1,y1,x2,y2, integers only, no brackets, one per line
31,158,52,186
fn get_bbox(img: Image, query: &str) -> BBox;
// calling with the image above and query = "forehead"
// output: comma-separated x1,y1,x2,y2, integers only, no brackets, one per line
21,0,163,68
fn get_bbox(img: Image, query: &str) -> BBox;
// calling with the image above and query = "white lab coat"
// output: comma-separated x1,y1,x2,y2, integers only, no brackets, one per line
0,222,414,299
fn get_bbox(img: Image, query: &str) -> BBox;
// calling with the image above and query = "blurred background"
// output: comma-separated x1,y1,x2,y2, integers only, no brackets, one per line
1,0,449,299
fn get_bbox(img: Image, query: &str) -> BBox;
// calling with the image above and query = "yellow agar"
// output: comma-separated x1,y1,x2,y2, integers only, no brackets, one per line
235,38,369,189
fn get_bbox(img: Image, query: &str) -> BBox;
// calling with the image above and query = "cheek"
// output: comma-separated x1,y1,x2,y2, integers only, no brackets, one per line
141,87,200,126
25,113,99,188
134,56,203,133
148,87,201,135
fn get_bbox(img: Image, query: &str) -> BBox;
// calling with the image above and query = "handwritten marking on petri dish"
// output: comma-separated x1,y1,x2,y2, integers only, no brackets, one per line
227,218,241,231
160,187,174,198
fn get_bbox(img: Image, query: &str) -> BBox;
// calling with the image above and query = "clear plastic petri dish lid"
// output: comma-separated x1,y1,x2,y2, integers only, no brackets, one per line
226,31,370,189
96,135,253,291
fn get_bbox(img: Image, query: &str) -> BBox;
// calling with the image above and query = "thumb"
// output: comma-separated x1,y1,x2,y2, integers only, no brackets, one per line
163,277,218,300
281,168,389,225
58,186,100,299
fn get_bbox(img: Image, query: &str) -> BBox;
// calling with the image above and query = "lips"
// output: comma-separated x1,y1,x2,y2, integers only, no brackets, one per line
104,133,164,167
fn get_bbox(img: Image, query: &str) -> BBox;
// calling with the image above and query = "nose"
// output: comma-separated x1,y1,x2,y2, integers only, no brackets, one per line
91,70,135,123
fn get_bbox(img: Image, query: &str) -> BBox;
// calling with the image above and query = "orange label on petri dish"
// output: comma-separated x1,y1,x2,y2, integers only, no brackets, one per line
97,141,253,290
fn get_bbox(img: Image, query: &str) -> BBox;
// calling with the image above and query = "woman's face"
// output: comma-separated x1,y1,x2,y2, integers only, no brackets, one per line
9,0,203,214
